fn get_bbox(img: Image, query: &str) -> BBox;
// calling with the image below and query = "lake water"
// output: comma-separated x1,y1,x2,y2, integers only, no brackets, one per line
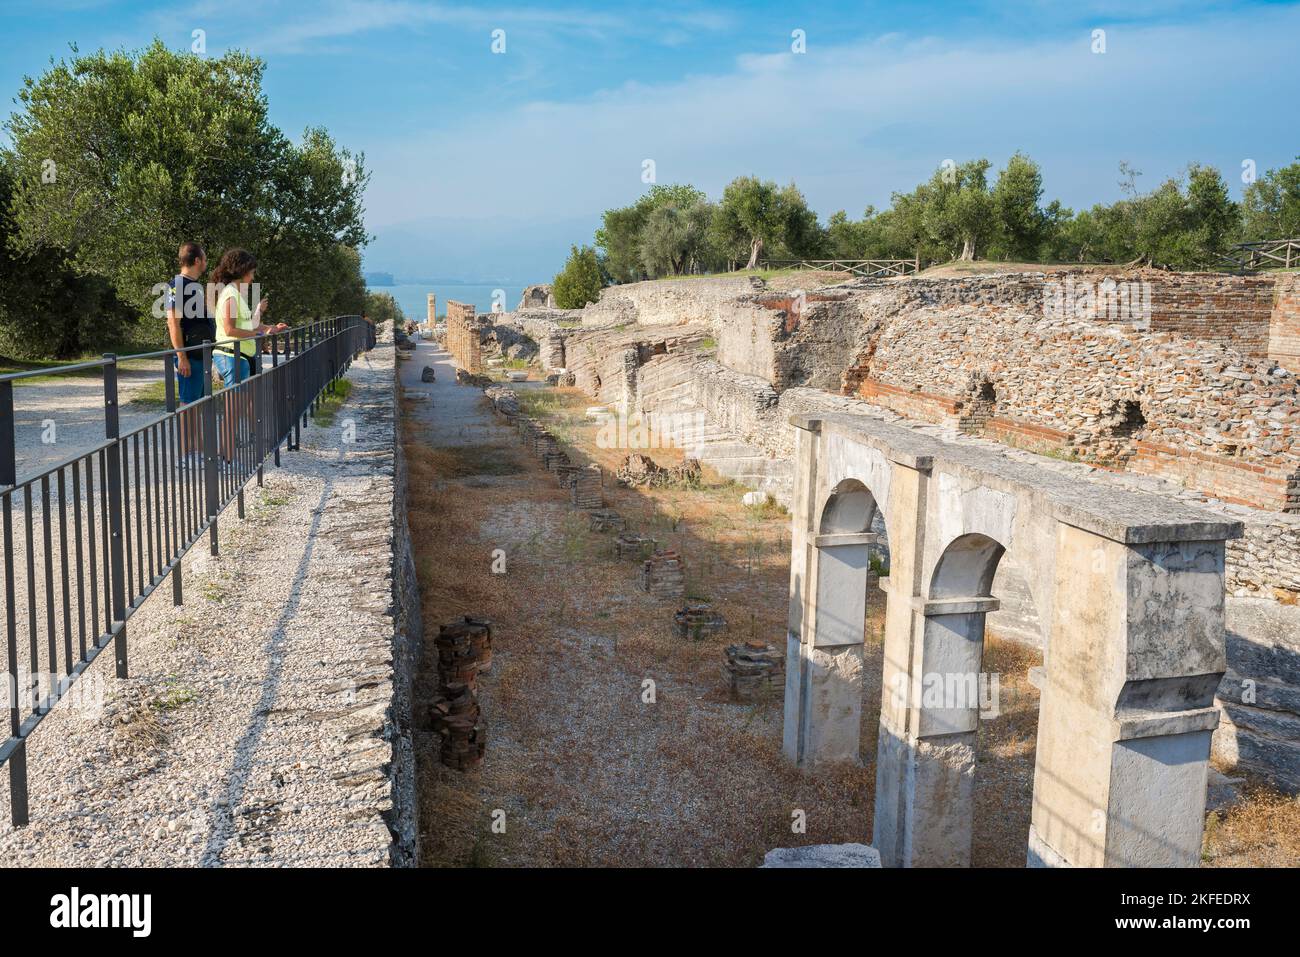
370,283,526,320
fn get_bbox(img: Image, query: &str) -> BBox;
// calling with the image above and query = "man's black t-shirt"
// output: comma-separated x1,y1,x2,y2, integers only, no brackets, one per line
166,275,216,346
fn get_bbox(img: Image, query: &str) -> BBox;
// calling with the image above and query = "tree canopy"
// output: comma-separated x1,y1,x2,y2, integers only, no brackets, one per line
1,40,369,356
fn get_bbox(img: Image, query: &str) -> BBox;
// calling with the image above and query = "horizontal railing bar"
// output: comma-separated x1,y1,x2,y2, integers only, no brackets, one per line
0,315,363,385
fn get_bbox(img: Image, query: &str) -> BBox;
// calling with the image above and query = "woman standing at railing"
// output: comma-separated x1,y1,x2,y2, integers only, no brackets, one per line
211,248,285,463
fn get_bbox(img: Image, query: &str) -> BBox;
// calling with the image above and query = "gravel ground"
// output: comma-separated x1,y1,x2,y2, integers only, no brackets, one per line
0,336,403,867
12,361,168,480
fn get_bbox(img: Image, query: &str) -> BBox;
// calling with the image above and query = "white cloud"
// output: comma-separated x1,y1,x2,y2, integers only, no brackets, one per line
364,4,1300,235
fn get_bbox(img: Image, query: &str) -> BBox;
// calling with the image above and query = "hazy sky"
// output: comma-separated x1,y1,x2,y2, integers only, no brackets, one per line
2,0,1298,282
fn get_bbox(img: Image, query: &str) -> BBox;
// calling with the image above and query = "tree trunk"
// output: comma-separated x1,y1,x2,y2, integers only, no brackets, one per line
960,235,976,261
746,237,763,270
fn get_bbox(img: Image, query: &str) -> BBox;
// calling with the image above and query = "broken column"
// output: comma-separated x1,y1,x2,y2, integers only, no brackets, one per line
723,642,784,700
571,465,603,509
430,683,486,771
673,602,727,641
436,616,493,686
641,549,685,601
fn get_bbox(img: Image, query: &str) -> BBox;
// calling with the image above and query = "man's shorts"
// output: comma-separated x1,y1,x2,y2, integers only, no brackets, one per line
175,352,205,404
213,351,251,388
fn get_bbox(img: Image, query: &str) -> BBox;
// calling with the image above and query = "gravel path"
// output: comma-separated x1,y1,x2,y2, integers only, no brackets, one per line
0,337,403,866
12,362,166,480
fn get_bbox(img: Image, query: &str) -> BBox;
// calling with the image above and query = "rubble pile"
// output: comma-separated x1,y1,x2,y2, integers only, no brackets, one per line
722,642,784,700
615,453,702,489
588,509,626,533
672,603,727,641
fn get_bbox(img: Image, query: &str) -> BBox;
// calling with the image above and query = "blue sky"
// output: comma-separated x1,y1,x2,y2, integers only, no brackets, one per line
2,0,1298,282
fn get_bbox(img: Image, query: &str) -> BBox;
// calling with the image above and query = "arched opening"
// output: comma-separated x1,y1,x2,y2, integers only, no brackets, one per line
909,533,1044,866
793,479,891,767
790,478,894,769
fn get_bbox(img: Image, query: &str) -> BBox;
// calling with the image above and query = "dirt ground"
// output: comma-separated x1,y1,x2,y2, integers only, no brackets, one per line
405,381,1056,867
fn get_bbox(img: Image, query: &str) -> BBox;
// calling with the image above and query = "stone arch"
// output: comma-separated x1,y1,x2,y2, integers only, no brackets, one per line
929,532,1004,599
783,411,1238,869
784,477,893,766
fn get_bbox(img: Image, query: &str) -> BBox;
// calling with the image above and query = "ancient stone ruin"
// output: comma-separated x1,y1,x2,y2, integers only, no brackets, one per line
435,264,1300,865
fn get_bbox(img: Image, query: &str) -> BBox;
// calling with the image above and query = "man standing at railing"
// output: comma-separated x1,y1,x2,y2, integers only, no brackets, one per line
165,242,213,461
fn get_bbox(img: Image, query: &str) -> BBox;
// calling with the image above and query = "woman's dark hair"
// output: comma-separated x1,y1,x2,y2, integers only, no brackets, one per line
212,248,257,285
178,242,206,268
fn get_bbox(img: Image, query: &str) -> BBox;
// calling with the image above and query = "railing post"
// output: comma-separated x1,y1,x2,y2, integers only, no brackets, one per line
255,335,264,489
164,354,183,607
0,379,29,826
235,344,245,520
202,343,219,556
102,355,129,679
294,328,304,447
271,333,282,467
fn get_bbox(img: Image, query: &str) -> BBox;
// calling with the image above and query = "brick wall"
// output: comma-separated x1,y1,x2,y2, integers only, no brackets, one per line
837,283,1300,513
1145,273,1276,354
445,299,482,373
1270,273,1300,370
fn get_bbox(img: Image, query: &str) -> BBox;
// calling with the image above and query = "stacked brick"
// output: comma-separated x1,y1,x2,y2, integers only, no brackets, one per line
1270,274,1300,370
722,642,784,700
571,465,603,508
641,550,685,600
430,684,486,772
445,299,483,374
430,617,492,771
672,603,727,641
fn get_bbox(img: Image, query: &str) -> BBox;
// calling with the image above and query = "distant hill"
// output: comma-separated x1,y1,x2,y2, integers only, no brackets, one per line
364,271,396,286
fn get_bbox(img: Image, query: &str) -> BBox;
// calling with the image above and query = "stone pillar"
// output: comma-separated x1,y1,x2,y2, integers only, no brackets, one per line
427,293,437,327
1029,525,1227,867
870,460,929,867
782,420,820,764
881,596,998,867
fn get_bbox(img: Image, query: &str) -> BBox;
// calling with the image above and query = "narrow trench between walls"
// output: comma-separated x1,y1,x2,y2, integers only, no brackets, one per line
396,337,1057,867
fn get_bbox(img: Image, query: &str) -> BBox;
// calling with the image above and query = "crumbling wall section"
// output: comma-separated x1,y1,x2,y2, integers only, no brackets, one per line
582,275,765,327
842,287,1300,512
445,299,483,374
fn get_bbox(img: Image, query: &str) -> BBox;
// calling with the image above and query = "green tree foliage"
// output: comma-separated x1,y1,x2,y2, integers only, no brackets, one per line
709,177,824,269
0,165,136,358
552,244,604,308
3,41,368,354
639,200,715,277
364,290,404,329
989,153,1048,260
1049,164,1239,268
595,184,707,283
1240,158,1300,241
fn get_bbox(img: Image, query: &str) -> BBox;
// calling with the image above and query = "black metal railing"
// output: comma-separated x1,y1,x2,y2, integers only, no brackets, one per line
0,314,376,825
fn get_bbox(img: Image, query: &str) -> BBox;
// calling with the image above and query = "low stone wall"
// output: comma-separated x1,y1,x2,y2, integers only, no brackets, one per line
582,275,764,327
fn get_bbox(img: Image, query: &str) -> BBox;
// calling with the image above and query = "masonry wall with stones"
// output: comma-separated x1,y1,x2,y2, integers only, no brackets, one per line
828,277,1300,513
389,359,423,865
546,271,1300,792
445,299,482,374
581,275,764,327
1270,273,1300,370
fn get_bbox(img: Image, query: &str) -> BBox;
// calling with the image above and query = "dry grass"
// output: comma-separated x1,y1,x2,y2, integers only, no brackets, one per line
404,385,1058,867
404,383,1292,868
1203,780,1300,867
